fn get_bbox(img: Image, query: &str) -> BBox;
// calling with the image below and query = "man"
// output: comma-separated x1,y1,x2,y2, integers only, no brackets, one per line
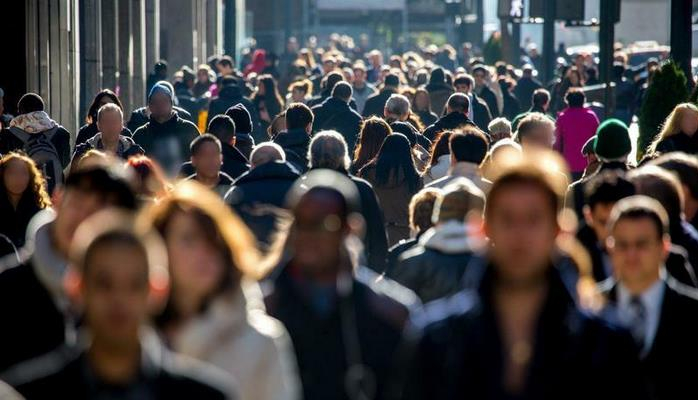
407,154,647,399
0,93,71,193
0,165,137,373
555,88,600,180
311,82,362,153
307,71,345,108
390,179,484,303
146,60,168,96
427,128,490,193
180,114,250,180
72,103,144,163
366,49,383,83
132,83,200,177
264,169,418,400
310,57,337,97
308,130,388,272
383,93,412,124
514,65,542,112
453,74,492,133
207,75,257,133
127,81,194,132
650,152,698,230
224,143,299,250
472,65,499,118
383,95,432,151
515,112,555,151
511,88,551,131
601,195,698,399
362,73,399,118
274,102,314,173
225,104,255,160
2,210,233,399
351,62,377,114
423,93,477,141
185,134,234,197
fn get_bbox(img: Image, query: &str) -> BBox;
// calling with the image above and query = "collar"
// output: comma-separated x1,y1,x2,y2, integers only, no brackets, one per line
617,273,665,314
449,161,481,177
419,220,471,254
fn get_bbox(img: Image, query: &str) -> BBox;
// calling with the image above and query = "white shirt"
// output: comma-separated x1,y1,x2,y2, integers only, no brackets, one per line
617,274,666,358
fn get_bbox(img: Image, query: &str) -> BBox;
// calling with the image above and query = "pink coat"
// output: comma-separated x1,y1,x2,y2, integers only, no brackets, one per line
555,107,599,173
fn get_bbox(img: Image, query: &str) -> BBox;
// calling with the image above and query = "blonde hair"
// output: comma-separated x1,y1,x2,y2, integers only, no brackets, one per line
488,117,512,137
648,103,698,154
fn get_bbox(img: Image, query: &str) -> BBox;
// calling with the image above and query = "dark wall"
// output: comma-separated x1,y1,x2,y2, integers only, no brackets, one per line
0,1,27,116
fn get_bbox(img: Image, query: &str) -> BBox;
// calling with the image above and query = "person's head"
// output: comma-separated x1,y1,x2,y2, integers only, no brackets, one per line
125,156,170,200
250,142,285,168
323,71,344,94
309,130,351,172
445,92,470,115
453,74,473,94
628,166,684,229
594,119,631,162
428,130,453,167
516,112,555,150
409,188,441,236
353,116,392,170
472,65,488,87
285,102,314,133
433,178,485,224
197,64,212,83
565,87,586,108
289,79,312,102
143,181,259,325
488,117,512,143
207,114,236,145
0,152,51,209
383,73,400,90
267,111,286,139
17,93,45,115
449,128,489,166
531,88,551,112
413,88,432,112
96,103,124,140
649,103,698,154
606,196,671,294
331,81,353,104
147,83,174,122
372,133,420,192
154,60,168,76
216,56,235,75
582,171,636,244
384,94,411,122
321,56,336,74
225,104,253,134
53,164,137,258
190,134,223,180
565,66,583,86
86,89,122,124
368,50,383,68
68,209,169,348
485,154,567,284
486,138,523,178
649,153,698,222
352,62,367,84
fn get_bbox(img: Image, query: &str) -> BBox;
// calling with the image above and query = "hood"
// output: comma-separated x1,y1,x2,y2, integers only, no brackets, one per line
274,128,310,149
10,111,57,133
436,112,474,130
86,132,136,151
419,220,472,254
235,160,300,185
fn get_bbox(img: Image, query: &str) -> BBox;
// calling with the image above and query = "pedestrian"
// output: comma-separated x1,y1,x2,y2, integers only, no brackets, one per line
649,152,698,230
555,88,600,180
452,74,493,133
648,103,698,155
362,73,400,118
207,75,257,137
311,82,363,152
350,116,391,175
274,103,313,173
472,65,499,118
511,88,551,131
72,103,144,164
226,103,256,160
351,62,377,114
427,127,491,193
127,80,195,132
423,130,452,185
515,112,556,151
252,75,285,135
423,93,477,141
184,134,234,197
75,89,131,145
425,67,454,116
514,65,542,112
487,117,512,143
412,88,438,128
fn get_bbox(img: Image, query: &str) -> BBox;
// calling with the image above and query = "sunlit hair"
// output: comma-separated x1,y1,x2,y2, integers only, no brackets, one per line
352,116,392,171
0,152,51,209
409,187,441,233
428,130,452,167
85,89,122,124
125,155,171,199
648,103,698,154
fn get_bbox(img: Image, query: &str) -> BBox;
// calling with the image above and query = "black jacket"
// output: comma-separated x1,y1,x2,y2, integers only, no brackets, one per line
207,85,258,138
566,161,629,220
599,277,698,399
671,220,698,276
471,93,493,133
415,110,438,128
514,76,543,111
386,238,419,277
351,174,389,273
477,85,499,118
406,264,648,400
0,192,42,248
126,106,193,133
224,161,300,249
655,131,698,155
273,128,311,173
0,233,18,261
179,142,250,180
132,114,200,175
185,172,235,198
362,89,396,118
75,123,132,146
312,97,363,153
423,112,478,141
235,133,255,160
265,264,418,400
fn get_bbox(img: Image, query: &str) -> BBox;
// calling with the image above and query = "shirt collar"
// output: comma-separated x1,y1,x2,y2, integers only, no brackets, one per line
617,271,666,316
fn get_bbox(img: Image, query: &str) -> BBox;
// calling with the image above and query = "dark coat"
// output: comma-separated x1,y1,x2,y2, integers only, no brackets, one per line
565,161,629,220
672,220,698,276
406,264,649,400
422,112,478,141
75,123,131,146
415,110,438,128
185,172,235,198
207,85,258,136
235,133,255,160
655,131,698,155
349,173,389,272
132,114,200,175
477,85,499,118
179,142,250,180
0,233,18,261
599,277,698,399
386,238,419,278
514,76,543,111
224,161,299,249
362,89,396,118
426,85,454,116
273,128,311,173
264,264,418,400
311,97,363,153
0,192,42,248
471,93,493,133
126,106,193,133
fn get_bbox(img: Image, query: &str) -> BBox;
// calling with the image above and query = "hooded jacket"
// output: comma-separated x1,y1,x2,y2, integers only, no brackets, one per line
208,84,258,135
132,113,200,176
72,132,144,162
273,128,311,173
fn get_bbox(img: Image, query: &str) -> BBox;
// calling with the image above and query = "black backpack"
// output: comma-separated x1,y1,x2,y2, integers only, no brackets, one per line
9,126,63,192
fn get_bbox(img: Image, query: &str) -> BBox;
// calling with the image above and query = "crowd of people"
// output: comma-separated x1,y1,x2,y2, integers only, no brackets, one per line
0,33,697,399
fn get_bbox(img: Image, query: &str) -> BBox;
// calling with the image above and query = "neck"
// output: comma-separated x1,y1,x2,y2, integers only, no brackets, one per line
196,173,219,188
87,335,141,384
622,272,661,296
7,192,21,209
173,289,206,322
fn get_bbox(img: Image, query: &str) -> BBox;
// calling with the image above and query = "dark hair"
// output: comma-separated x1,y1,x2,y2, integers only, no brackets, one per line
65,165,137,210
565,88,586,108
286,102,314,130
86,89,123,124
453,74,473,88
628,166,683,227
584,170,635,209
252,74,284,118
450,128,488,164
332,81,353,101
353,117,392,172
0,152,52,211
323,72,344,92
532,88,550,108
446,93,470,113
390,121,418,147
154,60,168,73
190,133,222,156
384,73,400,88
650,152,698,201
362,133,420,192
608,195,669,240
429,130,453,166
225,104,253,133
207,115,236,143
18,93,45,114
218,56,234,69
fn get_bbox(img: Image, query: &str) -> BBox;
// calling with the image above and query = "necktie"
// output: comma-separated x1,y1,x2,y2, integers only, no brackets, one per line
629,296,646,353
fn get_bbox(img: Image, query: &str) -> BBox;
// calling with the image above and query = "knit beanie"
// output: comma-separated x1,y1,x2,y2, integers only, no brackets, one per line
148,82,174,104
225,103,253,134
594,119,631,161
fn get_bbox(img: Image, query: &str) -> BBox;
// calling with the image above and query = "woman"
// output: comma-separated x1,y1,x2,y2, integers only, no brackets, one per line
423,130,453,184
75,89,130,145
0,153,51,248
142,181,299,400
554,66,584,113
359,134,424,245
193,64,215,98
244,49,267,77
252,75,285,135
266,112,286,140
285,79,312,104
649,102,698,155
413,88,438,127
350,116,392,175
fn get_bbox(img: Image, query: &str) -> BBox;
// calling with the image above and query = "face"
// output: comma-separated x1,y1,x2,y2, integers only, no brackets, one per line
607,218,668,290
473,71,486,87
322,61,335,74
353,69,366,84
291,193,345,276
679,110,698,134
414,92,428,109
217,62,233,76
197,70,209,82
584,202,615,245
370,54,382,68
165,211,225,302
2,158,31,196
521,125,554,150
96,110,123,140
54,190,110,257
191,141,222,179
455,83,469,94
148,92,173,121
485,185,558,284
82,242,149,347
292,87,307,102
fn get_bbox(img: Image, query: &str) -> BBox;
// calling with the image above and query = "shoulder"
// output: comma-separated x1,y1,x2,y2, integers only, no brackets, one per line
355,267,421,322
159,348,235,399
666,276,698,303
412,289,479,332
1,345,81,389
178,119,200,133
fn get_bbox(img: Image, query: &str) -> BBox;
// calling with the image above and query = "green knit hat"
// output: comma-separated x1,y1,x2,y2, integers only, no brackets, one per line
593,119,631,161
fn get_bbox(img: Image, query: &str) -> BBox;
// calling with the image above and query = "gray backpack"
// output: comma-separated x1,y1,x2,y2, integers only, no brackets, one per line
9,126,63,192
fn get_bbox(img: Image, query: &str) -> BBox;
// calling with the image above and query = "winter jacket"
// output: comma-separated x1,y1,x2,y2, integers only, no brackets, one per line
72,132,144,162
273,128,311,173
179,142,250,180
415,110,438,128
426,85,454,116
362,89,396,118
555,107,600,173
126,106,194,133
422,154,450,185
423,112,478,142
311,97,363,153
207,85,258,137
75,123,131,146
352,83,377,114
132,113,200,176
655,131,698,155
0,191,44,249
514,76,543,111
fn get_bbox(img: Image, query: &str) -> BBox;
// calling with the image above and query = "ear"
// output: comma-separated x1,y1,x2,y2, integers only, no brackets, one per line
148,266,171,315
661,234,671,260
582,205,593,226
